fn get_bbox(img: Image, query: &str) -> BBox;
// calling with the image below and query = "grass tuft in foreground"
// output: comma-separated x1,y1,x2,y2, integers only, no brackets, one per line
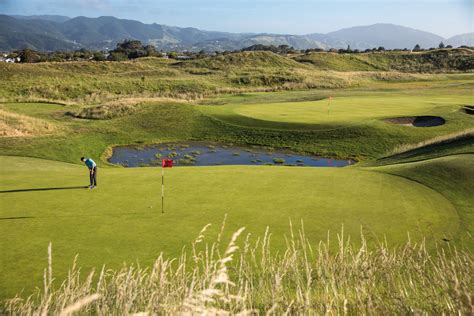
3,223,472,315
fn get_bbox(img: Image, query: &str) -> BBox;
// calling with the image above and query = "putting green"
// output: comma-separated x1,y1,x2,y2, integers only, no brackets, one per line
201,94,472,130
0,155,460,299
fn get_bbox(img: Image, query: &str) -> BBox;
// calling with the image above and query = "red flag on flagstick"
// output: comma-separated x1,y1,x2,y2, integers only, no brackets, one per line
160,159,173,214
162,159,173,168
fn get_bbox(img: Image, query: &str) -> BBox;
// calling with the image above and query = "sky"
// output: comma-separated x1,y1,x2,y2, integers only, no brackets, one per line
0,0,472,38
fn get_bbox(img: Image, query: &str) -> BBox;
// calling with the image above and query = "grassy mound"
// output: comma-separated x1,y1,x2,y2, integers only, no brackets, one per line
1,51,471,103
294,49,474,72
373,154,474,248
177,51,306,71
0,155,465,299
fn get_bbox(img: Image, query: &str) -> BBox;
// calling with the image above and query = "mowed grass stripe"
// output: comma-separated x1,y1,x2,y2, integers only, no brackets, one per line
0,156,459,299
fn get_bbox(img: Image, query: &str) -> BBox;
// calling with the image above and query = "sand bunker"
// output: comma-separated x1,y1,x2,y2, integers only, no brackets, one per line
384,116,446,127
463,106,474,115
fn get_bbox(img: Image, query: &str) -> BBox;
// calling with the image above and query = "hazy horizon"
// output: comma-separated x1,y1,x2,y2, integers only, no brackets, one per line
1,0,472,38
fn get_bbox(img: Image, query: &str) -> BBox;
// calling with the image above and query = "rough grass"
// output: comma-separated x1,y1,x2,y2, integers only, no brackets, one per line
69,98,187,120
3,224,472,314
0,108,59,137
1,50,471,104
294,49,474,72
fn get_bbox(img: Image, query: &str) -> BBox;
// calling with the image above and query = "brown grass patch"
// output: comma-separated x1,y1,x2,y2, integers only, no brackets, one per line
0,109,59,137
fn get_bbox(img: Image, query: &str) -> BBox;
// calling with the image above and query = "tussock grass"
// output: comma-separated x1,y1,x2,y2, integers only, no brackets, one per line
3,223,472,314
0,109,59,137
70,98,192,120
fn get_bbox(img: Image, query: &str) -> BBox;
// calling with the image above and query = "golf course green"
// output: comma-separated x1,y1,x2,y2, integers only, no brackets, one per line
200,93,472,130
1,154,471,299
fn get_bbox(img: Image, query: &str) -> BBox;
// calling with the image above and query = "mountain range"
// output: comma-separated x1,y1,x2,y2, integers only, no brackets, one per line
1,15,473,52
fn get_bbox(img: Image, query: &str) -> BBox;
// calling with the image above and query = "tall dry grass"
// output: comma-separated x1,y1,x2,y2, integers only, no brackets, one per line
3,222,473,315
70,97,193,120
0,109,60,137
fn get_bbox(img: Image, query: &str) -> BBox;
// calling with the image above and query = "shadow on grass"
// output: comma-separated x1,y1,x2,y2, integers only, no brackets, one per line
0,213,155,221
0,216,35,221
0,186,87,194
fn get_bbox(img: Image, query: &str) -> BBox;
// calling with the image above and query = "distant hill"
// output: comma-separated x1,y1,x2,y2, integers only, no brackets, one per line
446,33,474,47
0,15,78,51
327,24,444,50
11,15,71,23
0,15,472,52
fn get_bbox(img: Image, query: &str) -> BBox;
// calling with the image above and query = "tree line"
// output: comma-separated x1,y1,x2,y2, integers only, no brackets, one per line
3,40,472,63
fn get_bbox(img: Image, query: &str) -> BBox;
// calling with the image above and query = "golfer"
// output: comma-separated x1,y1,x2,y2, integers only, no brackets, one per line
81,157,97,189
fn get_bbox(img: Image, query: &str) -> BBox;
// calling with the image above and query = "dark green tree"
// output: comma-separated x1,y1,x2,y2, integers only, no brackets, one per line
19,48,40,63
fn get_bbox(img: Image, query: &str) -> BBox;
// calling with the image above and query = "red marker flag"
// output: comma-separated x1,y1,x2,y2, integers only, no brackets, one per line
162,159,173,168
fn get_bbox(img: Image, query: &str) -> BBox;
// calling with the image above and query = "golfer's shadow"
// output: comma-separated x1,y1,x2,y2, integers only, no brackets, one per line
0,186,87,194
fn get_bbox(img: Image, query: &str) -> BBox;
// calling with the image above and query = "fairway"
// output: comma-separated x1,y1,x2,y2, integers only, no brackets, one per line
0,155,463,299
201,94,473,130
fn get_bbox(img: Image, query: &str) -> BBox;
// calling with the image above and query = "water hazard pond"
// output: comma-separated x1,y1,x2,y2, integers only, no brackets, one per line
109,142,354,168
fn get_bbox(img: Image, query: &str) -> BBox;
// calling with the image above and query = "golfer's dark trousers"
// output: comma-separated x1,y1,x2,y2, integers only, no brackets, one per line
89,167,98,186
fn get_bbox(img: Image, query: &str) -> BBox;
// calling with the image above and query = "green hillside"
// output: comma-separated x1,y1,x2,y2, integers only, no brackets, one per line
1,50,472,104
294,49,474,72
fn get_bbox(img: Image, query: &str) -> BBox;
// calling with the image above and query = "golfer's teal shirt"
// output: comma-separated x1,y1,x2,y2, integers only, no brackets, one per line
85,158,96,169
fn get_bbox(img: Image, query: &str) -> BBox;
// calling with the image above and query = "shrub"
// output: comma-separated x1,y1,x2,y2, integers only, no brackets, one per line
273,158,285,164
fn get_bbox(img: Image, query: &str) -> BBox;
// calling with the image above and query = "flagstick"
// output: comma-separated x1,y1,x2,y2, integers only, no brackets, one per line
161,166,164,213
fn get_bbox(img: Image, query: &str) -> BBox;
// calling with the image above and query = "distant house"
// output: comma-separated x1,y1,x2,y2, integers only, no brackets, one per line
1,57,17,63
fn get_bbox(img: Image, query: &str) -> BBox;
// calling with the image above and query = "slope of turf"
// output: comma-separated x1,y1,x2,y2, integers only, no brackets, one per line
370,154,474,249
0,155,462,299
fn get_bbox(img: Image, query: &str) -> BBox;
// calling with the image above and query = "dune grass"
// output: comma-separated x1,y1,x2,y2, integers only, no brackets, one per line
3,223,472,314
1,51,471,104
294,49,474,72
0,108,60,137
